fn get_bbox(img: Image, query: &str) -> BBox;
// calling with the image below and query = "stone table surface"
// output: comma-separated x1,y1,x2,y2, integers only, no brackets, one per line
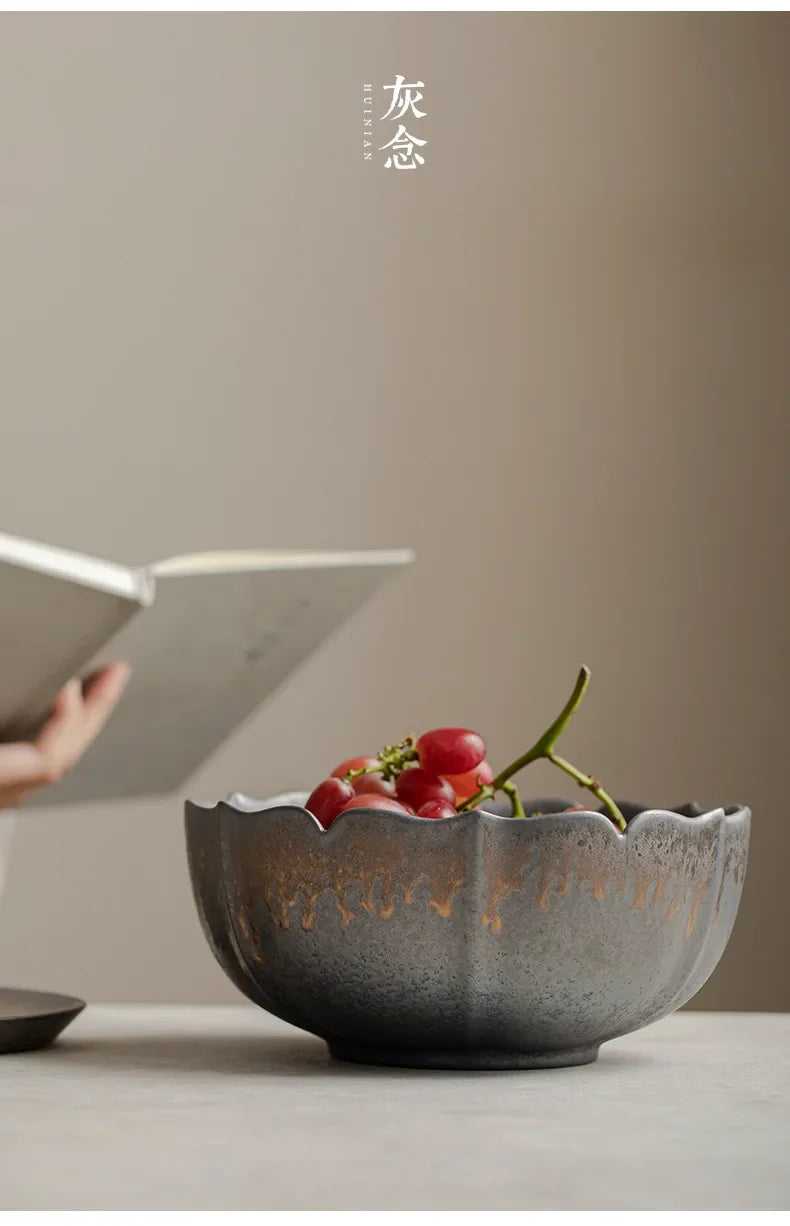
1,1006,788,1210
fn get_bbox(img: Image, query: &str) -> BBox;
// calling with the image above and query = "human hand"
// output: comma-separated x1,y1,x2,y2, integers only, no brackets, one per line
0,663,130,809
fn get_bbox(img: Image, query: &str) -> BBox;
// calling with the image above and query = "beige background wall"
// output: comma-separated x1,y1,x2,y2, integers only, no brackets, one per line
0,13,787,1008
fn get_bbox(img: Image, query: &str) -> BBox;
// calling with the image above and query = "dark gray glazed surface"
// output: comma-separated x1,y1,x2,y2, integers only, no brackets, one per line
0,988,85,1055
185,795,750,1069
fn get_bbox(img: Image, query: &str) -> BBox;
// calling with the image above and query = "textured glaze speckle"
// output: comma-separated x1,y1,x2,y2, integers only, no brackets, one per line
185,794,749,1069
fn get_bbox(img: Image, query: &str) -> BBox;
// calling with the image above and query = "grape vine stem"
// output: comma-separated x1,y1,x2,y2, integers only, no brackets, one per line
457,666,626,831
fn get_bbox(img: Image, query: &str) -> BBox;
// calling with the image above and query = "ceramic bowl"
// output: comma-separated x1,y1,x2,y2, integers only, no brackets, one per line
184,793,749,1069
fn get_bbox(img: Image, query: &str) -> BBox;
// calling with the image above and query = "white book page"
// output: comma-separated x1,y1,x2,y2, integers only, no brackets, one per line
0,531,151,602
33,554,411,806
151,548,414,577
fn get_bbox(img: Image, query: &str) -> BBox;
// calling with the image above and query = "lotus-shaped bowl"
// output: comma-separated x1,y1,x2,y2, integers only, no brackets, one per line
185,793,749,1069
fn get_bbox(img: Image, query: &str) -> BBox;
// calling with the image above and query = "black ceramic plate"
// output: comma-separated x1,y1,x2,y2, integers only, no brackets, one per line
0,987,85,1054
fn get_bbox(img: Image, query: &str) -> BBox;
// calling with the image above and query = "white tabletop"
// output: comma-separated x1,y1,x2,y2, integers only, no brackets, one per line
1,1006,788,1210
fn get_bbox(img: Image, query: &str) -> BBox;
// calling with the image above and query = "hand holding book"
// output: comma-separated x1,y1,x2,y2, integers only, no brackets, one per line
0,532,413,805
0,663,130,810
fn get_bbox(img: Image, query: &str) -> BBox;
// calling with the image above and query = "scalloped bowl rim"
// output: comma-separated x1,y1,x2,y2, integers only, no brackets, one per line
186,793,751,844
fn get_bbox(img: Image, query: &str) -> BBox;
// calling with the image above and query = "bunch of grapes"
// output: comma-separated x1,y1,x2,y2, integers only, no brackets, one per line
305,728,494,829
302,667,628,832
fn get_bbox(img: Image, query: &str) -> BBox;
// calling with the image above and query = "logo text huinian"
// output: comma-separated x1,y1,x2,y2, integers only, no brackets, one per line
363,76,427,169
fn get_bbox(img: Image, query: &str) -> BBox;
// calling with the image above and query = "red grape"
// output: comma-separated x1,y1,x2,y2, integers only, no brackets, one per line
416,728,486,776
331,754,395,797
395,767,455,810
416,799,457,820
340,794,412,815
306,778,354,829
443,759,494,803
563,804,588,812
351,773,397,797
331,755,379,779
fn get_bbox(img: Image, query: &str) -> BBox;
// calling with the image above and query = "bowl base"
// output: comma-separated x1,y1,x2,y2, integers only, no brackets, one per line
327,1040,600,1071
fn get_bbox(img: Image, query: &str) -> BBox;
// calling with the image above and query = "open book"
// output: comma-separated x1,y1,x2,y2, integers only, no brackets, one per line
0,532,413,806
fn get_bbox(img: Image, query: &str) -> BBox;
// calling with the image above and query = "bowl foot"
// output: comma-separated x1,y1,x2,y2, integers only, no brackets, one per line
327,1040,600,1071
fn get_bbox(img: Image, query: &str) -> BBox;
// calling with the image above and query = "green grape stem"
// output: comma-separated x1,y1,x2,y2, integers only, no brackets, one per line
345,737,418,783
502,781,527,820
457,666,626,831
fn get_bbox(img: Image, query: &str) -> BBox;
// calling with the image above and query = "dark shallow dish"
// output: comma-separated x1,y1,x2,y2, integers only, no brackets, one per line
185,793,749,1070
0,987,85,1054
